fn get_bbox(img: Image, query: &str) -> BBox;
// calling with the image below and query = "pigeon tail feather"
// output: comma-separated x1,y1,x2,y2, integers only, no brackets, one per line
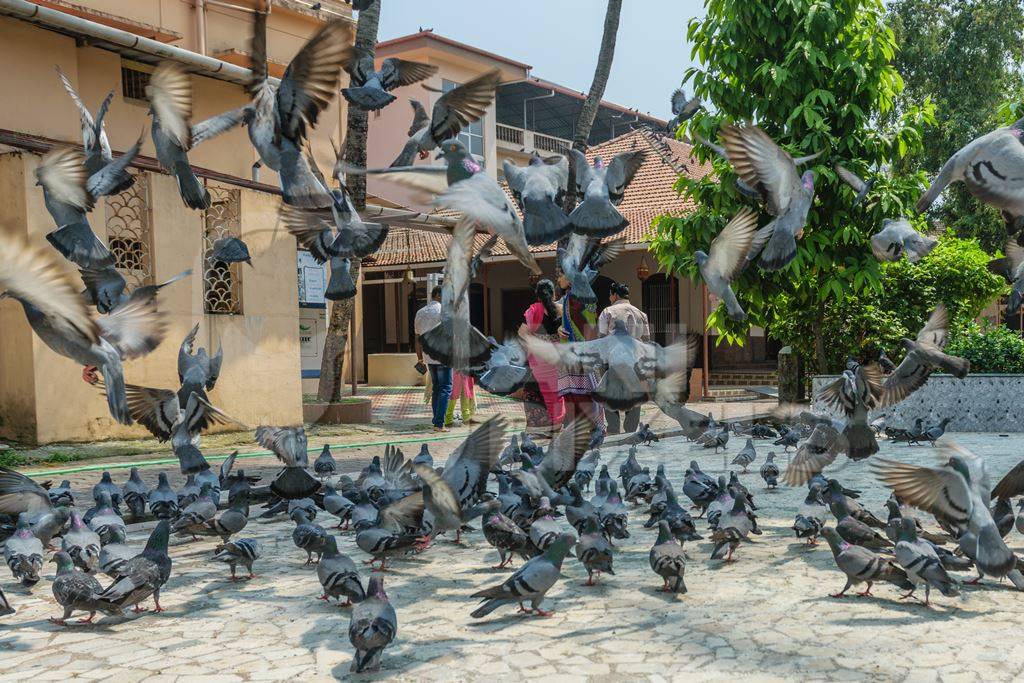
174,161,211,210
522,196,572,245
569,198,628,237
844,423,878,461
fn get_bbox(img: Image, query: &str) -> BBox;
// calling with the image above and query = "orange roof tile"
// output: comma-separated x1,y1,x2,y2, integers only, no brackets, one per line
364,128,712,268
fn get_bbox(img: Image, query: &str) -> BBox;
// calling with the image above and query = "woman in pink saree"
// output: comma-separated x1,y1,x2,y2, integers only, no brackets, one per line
520,279,564,432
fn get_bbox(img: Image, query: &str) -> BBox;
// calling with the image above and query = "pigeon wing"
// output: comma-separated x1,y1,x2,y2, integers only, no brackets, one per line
721,124,802,216
147,62,193,149
706,208,759,282
255,426,309,468
379,58,438,90
429,70,501,144
871,458,973,526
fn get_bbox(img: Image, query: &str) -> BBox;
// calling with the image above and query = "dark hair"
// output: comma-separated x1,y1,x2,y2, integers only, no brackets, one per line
611,282,629,298
430,286,443,300
535,279,560,333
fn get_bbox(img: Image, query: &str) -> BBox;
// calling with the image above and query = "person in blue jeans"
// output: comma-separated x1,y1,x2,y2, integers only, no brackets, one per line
414,286,453,431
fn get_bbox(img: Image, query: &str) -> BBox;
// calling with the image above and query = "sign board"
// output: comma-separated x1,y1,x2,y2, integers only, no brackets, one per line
297,251,326,307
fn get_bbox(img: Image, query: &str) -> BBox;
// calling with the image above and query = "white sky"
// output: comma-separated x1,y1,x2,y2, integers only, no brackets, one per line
374,0,707,119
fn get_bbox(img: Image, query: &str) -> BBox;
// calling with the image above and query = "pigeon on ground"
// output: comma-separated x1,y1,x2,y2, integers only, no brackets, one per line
703,424,731,453
710,493,760,561
682,462,719,516
98,520,172,613
212,538,262,581
48,480,74,507
820,527,914,598
732,438,756,473
834,163,876,207
825,480,885,529
342,50,437,111
625,468,654,504
88,492,127,545
696,208,764,321
246,15,353,207
387,71,501,167
122,468,148,520
760,452,780,489
893,516,960,605
4,513,44,587
567,149,645,237
650,520,688,593
920,417,952,446
92,471,122,512
882,305,970,408
773,426,800,452
98,543,135,579
816,360,884,461
832,495,892,550
575,516,614,586
0,232,170,425
635,423,659,446
203,493,250,544
870,218,938,263
256,426,321,500
555,232,624,304
482,510,532,569
619,446,642,491
55,65,135,195
314,445,338,479
916,116,1024,218
317,535,365,605
873,446,1024,587
354,525,422,570
62,509,101,573
324,486,355,529
348,575,398,673
170,482,218,539
411,444,433,469
291,508,330,565
667,88,702,133
504,154,573,244
470,532,574,618
148,473,179,520
718,123,820,270
48,551,122,626
793,485,827,545
146,62,248,209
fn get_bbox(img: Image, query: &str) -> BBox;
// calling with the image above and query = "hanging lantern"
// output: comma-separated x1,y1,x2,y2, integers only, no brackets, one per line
636,254,651,281
402,266,416,287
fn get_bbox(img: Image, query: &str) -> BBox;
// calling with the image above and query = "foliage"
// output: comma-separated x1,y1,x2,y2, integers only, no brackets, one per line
650,0,935,372
887,0,1024,251
947,321,1024,373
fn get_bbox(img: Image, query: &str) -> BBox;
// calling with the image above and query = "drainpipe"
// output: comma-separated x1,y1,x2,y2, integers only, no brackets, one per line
195,0,206,56
522,89,556,131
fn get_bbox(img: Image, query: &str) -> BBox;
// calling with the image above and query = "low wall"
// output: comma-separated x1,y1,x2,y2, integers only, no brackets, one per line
811,374,1024,432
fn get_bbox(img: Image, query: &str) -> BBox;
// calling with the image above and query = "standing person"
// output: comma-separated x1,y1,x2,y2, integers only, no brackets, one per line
598,282,651,435
520,280,565,435
444,371,477,427
556,272,605,436
415,286,453,432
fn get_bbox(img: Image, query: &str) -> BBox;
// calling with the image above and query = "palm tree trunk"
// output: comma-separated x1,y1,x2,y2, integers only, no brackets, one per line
317,1,381,403
565,0,623,211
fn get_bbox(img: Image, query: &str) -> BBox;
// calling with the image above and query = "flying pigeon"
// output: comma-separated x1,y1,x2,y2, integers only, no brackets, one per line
816,360,884,460
556,234,625,305
696,208,764,321
256,426,321,500
667,88,702,133
870,218,938,263
833,163,876,207
503,154,573,244
475,337,530,396
210,236,253,267
881,305,970,407
567,149,645,237
342,50,437,111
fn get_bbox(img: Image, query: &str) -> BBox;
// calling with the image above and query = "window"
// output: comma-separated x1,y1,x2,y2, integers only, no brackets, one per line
120,61,152,103
105,173,152,289
203,186,243,314
442,79,484,157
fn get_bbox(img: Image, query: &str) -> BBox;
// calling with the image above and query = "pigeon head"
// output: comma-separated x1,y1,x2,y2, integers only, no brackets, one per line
435,138,469,161
145,520,171,554
594,156,605,169
947,456,972,482
324,535,340,556
50,551,75,573
693,250,709,266
897,515,918,542
801,170,815,189
367,575,388,599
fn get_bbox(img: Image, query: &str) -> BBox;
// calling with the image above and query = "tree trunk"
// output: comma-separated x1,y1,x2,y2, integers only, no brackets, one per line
317,1,381,403
565,0,623,211
812,300,828,375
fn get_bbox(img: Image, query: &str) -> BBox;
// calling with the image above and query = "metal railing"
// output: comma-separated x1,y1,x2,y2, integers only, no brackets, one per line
534,132,570,154
496,123,523,145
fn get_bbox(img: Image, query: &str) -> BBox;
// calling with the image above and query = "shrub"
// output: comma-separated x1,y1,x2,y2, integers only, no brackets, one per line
946,321,1024,373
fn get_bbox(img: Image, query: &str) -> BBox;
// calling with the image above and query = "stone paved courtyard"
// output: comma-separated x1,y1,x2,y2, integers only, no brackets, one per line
4,431,1024,681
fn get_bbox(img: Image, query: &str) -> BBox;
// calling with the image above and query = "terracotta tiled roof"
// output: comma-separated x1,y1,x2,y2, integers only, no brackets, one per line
364,128,712,267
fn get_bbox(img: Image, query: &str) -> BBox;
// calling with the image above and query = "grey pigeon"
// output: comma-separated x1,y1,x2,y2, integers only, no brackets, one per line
916,117,1024,218
323,486,355,529
470,532,574,618
98,543,136,579
414,464,500,543
528,498,576,552
314,444,338,478
49,551,122,625
348,575,397,673
212,538,263,581
88,492,127,545
210,236,253,267
122,468,149,520
696,208,763,321
793,484,827,545
575,516,614,586
48,480,75,507
870,218,937,263
556,233,625,304
147,472,179,520
177,322,224,402
995,238,1024,315
387,71,501,167
4,513,44,586
504,154,573,244
567,149,645,237
482,510,532,569
820,527,914,598
650,520,688,593
718,123,820,270
412,443,433,469
62,509,101,573
873,447,1024,587
0,233,169,425
773,426,800,452
317,535,365,605
93,471,123,511
760,452,780,489
832,495,892,551
256,426,321,500
291,508,329,564
667,88,702,133
343,51,436,111
55,66,135,195
710,492,761,561
703,423,731,453
834,163,875,207
247,15,353,208
97,520,172,612
882,305,970,408
203,493,249,544
731,438,756,472
656,399,711,441
893,516,960,605
921,417,952,446
816,360,884,460
170,483,218,538
477,336,530,396
355,526,422,570
146,62,247,209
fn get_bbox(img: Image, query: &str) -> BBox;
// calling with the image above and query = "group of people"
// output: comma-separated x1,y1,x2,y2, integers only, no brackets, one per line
413,276,652,437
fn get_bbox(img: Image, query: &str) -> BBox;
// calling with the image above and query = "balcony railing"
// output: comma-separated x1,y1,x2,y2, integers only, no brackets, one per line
496,123,571,156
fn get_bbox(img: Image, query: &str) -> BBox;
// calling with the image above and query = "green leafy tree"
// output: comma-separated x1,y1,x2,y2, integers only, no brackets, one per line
887,0,1024,251
650,0,934,373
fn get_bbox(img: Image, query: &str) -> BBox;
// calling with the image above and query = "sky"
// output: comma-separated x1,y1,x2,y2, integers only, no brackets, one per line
375,0,707,120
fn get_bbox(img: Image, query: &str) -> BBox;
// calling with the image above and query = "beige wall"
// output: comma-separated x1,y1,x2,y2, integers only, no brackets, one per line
0,153,302,444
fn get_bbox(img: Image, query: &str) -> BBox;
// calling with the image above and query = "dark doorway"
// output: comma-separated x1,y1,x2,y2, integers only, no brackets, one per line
642,273,679,346
501,288,535,341
407,284,426,351
470,283,485,331
593,275,614,315
362,283,386,369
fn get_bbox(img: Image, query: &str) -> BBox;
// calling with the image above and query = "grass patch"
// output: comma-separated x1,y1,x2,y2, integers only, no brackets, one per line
0,450,28,468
